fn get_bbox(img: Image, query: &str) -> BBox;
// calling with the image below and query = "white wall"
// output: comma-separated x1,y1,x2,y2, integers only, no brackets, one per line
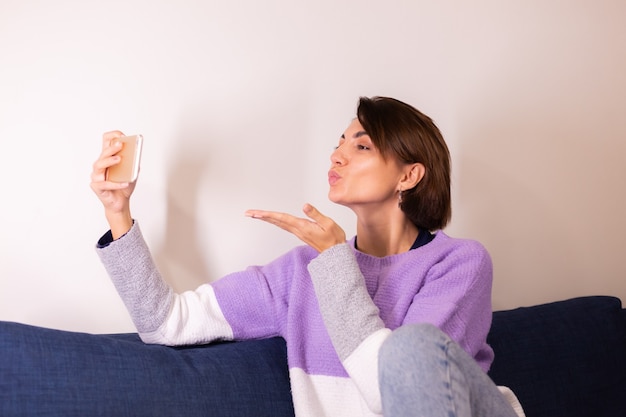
1,0,624,333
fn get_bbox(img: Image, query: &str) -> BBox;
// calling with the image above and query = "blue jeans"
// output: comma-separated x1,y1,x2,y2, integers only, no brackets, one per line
379,323,518,417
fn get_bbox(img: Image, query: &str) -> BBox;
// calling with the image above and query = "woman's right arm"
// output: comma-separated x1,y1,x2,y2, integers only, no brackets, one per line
96,221,234,346
91,131,241,346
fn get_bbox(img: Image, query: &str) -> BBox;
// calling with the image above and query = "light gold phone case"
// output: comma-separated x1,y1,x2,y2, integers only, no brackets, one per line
106,135,143,183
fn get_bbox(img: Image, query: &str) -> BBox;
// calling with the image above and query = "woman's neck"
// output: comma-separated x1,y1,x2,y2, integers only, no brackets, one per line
354,213,419,257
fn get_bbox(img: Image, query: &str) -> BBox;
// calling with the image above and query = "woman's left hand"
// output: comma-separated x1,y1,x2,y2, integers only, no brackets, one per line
246,203,346,253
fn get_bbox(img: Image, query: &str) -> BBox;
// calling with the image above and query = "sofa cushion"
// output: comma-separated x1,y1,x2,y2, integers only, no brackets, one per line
487,296,626,417
0,322,295,417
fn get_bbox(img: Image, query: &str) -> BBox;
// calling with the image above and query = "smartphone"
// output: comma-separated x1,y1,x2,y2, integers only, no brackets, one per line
106,134,143,183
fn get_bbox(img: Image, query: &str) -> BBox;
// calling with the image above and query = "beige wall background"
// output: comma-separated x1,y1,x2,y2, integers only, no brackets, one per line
1,0,624,333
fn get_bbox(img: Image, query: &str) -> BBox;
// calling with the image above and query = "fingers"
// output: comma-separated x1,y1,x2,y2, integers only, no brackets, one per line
91,150,120,180
247,205,323,227
92,131,126,183
90,178,130,194
102,130,125,148
245,209,311,235
91,130,134,213
246,205,346,252
246,210,313,242
302,203,332,228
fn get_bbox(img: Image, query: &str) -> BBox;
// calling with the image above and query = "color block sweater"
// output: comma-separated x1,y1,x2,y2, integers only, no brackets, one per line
96,221,501,417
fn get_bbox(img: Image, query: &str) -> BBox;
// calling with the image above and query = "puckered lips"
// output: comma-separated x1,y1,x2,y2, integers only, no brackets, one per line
328,170,341,186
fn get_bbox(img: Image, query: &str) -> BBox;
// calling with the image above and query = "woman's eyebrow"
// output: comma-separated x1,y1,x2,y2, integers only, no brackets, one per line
340,130,369,139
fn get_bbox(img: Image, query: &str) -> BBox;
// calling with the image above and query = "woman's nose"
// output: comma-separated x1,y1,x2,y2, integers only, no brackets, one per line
330,146,346,165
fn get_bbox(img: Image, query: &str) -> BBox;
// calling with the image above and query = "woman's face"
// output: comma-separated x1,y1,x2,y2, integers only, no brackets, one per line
328,119,406,211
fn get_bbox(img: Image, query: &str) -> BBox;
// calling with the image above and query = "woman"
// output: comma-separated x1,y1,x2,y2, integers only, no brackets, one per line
91,96,523,417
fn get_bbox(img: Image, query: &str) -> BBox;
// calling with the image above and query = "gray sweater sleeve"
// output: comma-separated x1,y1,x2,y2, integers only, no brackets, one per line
96,221,175,334
307,242,385,361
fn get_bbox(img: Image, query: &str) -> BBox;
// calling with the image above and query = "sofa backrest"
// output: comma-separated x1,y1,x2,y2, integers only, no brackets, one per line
487,296,626,417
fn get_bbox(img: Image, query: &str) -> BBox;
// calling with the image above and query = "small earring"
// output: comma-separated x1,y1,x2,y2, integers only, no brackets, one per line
398,189,403,206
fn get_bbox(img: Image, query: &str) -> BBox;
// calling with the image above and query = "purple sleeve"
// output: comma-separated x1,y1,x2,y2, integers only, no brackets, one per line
212,245,316,340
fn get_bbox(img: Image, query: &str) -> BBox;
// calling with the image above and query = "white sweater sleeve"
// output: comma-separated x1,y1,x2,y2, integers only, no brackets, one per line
307,243,388,414
96,221,233,345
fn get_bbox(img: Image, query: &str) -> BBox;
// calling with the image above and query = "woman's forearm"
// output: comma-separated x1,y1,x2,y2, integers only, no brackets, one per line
105,209,133,240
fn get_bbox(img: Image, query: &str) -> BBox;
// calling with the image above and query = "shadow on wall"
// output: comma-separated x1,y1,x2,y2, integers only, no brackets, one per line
153,127,214,293
149,90,315,292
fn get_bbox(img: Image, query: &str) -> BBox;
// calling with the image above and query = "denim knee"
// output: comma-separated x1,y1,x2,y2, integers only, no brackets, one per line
378,322,456,416
379,323,448,374
380,323,445,358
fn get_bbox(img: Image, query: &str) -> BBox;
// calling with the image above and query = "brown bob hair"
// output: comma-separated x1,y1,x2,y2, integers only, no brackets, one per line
356,96,451,230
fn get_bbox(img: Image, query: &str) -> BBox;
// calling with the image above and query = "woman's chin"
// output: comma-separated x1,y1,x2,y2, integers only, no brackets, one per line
328,193,343,206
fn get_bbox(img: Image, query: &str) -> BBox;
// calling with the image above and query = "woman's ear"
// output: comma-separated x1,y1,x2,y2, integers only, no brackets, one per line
400,163,425,190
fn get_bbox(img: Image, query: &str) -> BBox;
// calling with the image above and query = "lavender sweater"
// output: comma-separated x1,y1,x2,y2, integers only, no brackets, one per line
96,221,495,417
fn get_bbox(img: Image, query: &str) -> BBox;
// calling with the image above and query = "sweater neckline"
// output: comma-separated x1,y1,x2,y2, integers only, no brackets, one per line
349,230,444,265
353,227,434,253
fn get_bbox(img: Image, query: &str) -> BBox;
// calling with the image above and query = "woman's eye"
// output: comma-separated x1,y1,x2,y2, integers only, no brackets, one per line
334,139,345,150
357,144,370,150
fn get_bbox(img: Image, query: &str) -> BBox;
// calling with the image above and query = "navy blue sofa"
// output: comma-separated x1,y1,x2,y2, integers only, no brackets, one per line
1,295,625,417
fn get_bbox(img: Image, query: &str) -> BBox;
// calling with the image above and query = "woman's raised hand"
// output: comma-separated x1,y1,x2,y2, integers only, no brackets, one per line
246,204,346,253
90,130,135,239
